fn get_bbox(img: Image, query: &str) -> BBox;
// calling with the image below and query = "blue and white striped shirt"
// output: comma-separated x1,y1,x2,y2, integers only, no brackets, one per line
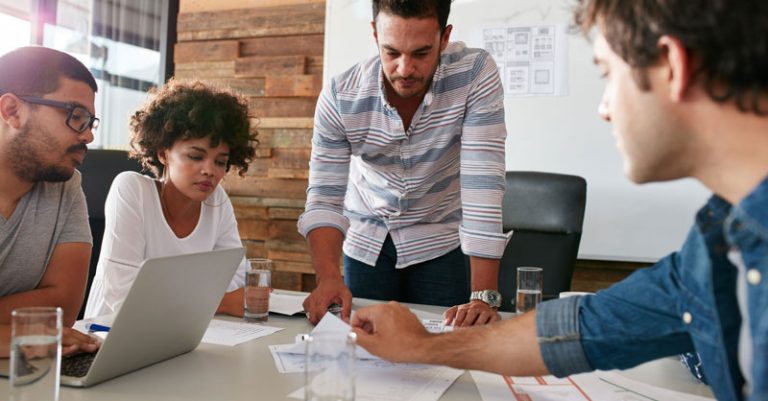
298,42,507,268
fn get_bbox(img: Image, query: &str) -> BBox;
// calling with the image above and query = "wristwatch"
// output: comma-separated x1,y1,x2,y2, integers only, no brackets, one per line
469,290,502,308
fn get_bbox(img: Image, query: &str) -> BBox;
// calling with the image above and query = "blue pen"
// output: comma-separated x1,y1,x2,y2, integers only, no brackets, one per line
85,322,111,332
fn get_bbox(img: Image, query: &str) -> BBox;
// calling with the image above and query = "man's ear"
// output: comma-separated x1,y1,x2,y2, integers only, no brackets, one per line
658,35,692,102
0,94,24,130
440,24,453,51
371,20,378,46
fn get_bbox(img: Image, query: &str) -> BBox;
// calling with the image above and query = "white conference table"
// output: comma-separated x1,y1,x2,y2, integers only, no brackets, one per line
1,292,714,401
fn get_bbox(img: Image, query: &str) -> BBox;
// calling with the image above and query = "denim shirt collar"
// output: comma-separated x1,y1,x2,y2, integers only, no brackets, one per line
728,173,768,242
695,173,768,244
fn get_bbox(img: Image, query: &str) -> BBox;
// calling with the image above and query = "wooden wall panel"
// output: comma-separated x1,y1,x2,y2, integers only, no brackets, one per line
235,55,307,77
178,3,324,41
265,75,322,97
240,35,324,57
175,61,236,79
174,40,240,63
177,1,323,291
181,0,324,14
248,97,317,118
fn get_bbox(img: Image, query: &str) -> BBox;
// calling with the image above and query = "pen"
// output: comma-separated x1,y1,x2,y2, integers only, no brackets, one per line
85,322,111,332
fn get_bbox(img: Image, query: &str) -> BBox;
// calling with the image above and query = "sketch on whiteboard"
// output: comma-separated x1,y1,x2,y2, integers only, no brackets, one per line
483,24,568,97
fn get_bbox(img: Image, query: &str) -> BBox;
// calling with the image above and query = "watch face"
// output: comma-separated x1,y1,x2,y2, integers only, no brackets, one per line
471,290,502,307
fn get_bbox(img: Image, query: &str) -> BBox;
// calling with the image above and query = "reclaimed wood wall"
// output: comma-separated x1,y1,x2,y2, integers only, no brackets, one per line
175,0,325,291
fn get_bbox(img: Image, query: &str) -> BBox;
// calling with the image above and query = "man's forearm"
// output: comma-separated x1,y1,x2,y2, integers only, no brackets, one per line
469,256,500,291
307,227,345,282
0,289,83,326
416,311,548,376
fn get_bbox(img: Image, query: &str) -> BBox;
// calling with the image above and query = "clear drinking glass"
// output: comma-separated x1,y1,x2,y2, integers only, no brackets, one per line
516,267,543,314
304,331,356,401
9,307,62,401
244,258,272,322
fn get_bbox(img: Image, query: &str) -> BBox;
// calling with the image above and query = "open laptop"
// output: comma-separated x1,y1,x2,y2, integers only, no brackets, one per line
0,247,244,387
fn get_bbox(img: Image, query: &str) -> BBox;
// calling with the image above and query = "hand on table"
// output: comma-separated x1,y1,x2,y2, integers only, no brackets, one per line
303,278,352,325
443,300,500,327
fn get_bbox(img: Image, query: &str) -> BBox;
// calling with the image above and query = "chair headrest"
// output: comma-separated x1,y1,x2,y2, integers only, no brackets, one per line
502,171,587,233
77,149,144,219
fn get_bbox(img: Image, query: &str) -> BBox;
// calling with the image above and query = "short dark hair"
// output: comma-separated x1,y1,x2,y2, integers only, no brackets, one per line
574,0,768,114
129,79,257,177
372,0,452,34
0,46,97,96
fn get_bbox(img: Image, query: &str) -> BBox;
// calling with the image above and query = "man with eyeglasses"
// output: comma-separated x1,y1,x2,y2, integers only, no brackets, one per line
0,46,101,357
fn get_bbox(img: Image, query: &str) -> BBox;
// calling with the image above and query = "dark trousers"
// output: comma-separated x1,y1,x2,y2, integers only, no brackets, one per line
343,235,470,307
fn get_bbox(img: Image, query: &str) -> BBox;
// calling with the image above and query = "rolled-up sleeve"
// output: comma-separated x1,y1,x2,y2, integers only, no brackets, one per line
459,51,508,258
297,80,352,238
536,296,594,377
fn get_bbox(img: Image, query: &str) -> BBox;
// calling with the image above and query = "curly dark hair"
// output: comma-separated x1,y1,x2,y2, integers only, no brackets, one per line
129,79,257,177
372,0,452,34
574,0,768,115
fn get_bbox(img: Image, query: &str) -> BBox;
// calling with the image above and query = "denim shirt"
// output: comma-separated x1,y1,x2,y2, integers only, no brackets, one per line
536,176,768,401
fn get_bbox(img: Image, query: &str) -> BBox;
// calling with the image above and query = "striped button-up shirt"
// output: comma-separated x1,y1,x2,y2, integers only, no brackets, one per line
298,42,507,268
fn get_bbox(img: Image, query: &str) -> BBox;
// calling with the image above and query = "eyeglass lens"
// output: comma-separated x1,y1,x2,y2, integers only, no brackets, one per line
68,106,99,132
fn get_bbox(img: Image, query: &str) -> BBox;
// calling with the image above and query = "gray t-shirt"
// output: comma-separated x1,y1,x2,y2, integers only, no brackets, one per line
0,170,92,296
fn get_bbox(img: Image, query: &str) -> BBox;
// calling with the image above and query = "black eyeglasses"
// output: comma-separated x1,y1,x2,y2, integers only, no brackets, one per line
18,95,100,133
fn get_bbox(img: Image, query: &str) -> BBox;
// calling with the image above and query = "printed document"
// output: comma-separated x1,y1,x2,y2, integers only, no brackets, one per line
470,370,714,401
202,319,283,346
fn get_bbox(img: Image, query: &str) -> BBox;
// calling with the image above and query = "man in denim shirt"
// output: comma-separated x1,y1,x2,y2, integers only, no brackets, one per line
349,1,767,400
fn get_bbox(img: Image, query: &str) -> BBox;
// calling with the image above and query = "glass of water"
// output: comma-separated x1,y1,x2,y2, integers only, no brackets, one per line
305,331,356,401
244,258,272,323
516,267,543,314
10,307,62,401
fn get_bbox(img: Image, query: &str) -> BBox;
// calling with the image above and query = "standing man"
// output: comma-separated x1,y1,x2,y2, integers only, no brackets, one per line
350,1,768,400
300,0,508,326
0,46,102,356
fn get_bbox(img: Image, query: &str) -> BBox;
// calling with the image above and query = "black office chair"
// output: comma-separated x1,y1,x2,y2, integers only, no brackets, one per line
497,171,587,312
76,149,144,319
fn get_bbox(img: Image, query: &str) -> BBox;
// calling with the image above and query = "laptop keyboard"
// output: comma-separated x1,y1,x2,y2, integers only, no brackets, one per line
62,352,96,377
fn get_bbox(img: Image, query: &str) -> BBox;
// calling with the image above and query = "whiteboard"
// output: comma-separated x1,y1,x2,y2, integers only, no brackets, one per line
323,0,711,262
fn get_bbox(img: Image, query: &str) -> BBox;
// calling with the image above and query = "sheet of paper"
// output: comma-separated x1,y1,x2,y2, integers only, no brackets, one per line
421,319,454,333
482,24,569,97
269,344,307,373
471,370,714,401
276,313,380,360
595,372,714,401
288,362,464,401
471,370,621,401
201,319,283,346
269,293,306,316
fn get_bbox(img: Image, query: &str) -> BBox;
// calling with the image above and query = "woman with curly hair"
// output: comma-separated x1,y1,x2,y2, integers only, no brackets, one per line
84,80,257,318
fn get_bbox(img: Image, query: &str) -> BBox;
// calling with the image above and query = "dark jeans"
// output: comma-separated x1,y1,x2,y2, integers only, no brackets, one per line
344,235,470,307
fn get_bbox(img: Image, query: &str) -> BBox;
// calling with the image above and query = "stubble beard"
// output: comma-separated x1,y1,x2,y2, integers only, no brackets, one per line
7,123,82,183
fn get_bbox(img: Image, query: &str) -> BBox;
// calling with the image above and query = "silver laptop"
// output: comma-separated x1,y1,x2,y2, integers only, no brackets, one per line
0,247,244,387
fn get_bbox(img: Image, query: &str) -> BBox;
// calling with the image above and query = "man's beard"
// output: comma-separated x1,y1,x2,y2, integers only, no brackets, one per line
7,123,86,182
